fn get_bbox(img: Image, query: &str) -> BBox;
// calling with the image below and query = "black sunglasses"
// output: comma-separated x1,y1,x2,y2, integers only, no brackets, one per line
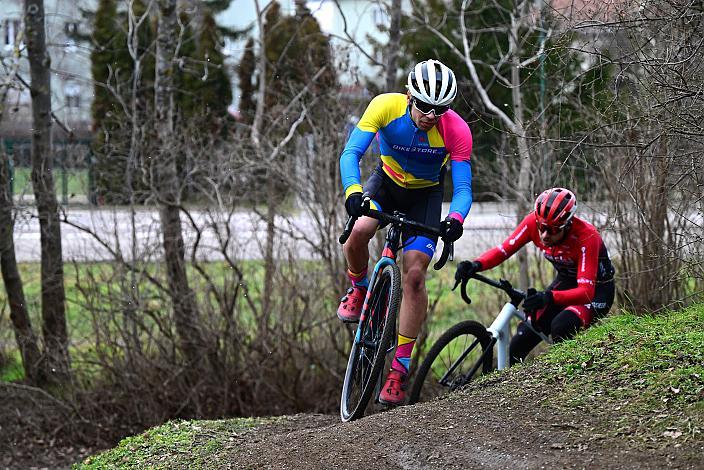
537,222,566,235
412,99,450,117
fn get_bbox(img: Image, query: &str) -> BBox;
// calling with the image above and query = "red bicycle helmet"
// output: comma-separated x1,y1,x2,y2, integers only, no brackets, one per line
534,188,577,229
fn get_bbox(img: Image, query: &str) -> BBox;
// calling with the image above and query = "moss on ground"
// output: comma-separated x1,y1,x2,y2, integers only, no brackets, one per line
76,417,271,469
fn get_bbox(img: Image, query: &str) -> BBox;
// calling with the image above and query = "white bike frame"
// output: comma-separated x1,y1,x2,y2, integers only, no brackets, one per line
486,302,552,370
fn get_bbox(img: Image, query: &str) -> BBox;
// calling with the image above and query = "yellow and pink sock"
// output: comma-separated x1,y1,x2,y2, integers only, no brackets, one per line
391,334,416,375
347,267,369,289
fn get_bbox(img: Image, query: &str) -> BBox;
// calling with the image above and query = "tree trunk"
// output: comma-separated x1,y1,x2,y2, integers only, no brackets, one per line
155,0,205,366
0,152,44,384
509,14,532,291
24,0,70,381
385,0,401,92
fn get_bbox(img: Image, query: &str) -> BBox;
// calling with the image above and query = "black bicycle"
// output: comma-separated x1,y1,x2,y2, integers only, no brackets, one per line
408,273,551,405
339,197,453,422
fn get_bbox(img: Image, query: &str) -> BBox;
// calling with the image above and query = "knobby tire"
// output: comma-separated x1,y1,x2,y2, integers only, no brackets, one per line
408,320,493,405
340,263,401,422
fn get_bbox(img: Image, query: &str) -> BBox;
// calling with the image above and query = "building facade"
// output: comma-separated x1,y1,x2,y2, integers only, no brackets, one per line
0,0,400,138
0,0,93,142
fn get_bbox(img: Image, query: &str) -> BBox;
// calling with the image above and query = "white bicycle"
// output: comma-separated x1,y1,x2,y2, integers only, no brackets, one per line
408,272,552,404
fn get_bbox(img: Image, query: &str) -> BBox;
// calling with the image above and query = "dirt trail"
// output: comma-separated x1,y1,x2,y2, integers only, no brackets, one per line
220,382,700,469
4,366,701,469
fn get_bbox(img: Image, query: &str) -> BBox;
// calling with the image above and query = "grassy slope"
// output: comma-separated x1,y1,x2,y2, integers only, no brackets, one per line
76,305,704,468
536,305,704,444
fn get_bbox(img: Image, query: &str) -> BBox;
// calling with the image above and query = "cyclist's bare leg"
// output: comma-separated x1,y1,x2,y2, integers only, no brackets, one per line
398,250,432,338
380,250,432,404
342,216,378,273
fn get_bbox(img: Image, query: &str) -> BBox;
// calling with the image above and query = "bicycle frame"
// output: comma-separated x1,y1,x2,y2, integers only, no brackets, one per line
354,224,402,344
487,302,527,370
460,273,552,370
339,202,454,419
408,273,556,405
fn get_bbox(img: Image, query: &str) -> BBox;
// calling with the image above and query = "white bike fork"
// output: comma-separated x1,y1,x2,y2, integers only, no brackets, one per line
486,302,520,370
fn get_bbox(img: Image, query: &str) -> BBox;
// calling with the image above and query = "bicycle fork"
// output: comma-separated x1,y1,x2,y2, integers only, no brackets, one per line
486,302,552,370
486,302,521,370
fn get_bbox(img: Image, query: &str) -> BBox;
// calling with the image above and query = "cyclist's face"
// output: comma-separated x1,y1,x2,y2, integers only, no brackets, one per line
538,224,566,246
407,94,439,131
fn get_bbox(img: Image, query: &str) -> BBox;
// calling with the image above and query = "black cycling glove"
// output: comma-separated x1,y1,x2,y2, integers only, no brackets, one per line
455,260,482,282
441,216,463,242
523,290,553,311
345,192,364,218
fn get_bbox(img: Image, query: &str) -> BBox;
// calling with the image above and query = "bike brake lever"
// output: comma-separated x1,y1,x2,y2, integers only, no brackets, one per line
460,278,472,305
433,241,452,270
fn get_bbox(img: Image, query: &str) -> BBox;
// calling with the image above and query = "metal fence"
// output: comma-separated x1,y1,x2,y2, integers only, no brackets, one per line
3,138,94,205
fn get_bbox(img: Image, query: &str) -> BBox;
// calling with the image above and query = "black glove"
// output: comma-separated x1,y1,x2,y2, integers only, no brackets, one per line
441,216,463,242
523,290,553,311
455,260,482,283
345,192,364,218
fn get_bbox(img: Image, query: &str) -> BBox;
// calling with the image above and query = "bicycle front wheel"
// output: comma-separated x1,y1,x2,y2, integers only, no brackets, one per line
340,263,401,422
408,320,494,405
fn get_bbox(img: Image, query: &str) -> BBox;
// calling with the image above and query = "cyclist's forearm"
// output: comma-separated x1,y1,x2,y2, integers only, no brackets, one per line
552,284,595,306
447,160,473,221
340,128,375,193
476,219,531,269
474,246,509,271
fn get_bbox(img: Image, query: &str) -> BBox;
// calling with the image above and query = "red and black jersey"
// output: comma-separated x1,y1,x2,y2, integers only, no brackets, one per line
475,213,615,306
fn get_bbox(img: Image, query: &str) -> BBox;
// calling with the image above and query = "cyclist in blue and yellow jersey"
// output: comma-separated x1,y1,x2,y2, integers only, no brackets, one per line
338,59,474,406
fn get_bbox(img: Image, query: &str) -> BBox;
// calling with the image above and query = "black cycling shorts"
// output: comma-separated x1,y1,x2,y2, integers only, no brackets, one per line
363,164,444,257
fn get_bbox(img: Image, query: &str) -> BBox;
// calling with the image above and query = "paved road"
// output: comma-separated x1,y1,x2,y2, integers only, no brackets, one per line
11,203,525,263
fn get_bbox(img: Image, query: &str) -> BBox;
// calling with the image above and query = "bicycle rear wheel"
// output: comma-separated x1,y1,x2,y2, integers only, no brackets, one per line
340,263,401,422
408,320,494,405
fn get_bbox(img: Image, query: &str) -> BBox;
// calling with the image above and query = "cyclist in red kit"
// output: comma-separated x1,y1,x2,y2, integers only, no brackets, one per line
455,188,615,364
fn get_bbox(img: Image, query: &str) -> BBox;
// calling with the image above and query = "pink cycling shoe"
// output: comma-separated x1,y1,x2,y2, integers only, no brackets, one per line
337,286,366,323
379,369,407,406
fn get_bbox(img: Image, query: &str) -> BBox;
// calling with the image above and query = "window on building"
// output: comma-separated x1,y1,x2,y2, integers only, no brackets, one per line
65,82,81,108
3,19,22,50
372,5,390,28
64,21,79,52
65,21,79,36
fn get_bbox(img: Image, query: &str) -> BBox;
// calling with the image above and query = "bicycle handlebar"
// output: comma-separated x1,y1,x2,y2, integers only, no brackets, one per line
338,201,454,270
453,272,526,306
452,273,552,343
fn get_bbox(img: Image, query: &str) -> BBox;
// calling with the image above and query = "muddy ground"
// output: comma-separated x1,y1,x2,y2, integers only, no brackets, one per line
3,364,702,469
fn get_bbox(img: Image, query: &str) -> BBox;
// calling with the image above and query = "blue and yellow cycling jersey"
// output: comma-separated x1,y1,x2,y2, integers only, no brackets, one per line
340,93,474,221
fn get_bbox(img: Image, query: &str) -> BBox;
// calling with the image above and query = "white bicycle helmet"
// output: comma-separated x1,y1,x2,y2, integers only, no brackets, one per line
407,59,457,106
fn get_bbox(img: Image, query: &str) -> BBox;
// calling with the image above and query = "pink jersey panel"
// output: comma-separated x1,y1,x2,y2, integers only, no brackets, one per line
437,110,473,162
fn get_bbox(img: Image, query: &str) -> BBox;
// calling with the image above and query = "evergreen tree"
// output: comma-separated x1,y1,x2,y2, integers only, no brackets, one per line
237,37,256,125
90,1,234,202
91,0,129,127
260,0,336,121
195,11,232,120
175,10,232,126
91,0,143,204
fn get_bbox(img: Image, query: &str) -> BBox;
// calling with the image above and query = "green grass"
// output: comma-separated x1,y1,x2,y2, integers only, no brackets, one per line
77,417,271,469
0,355,24,382
10,167,88,197
0,260,269,381
75,304,704,467
529,305,704,442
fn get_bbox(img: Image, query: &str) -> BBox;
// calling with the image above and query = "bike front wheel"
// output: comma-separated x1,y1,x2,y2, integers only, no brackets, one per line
340,263,401,422
408,320,494,405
